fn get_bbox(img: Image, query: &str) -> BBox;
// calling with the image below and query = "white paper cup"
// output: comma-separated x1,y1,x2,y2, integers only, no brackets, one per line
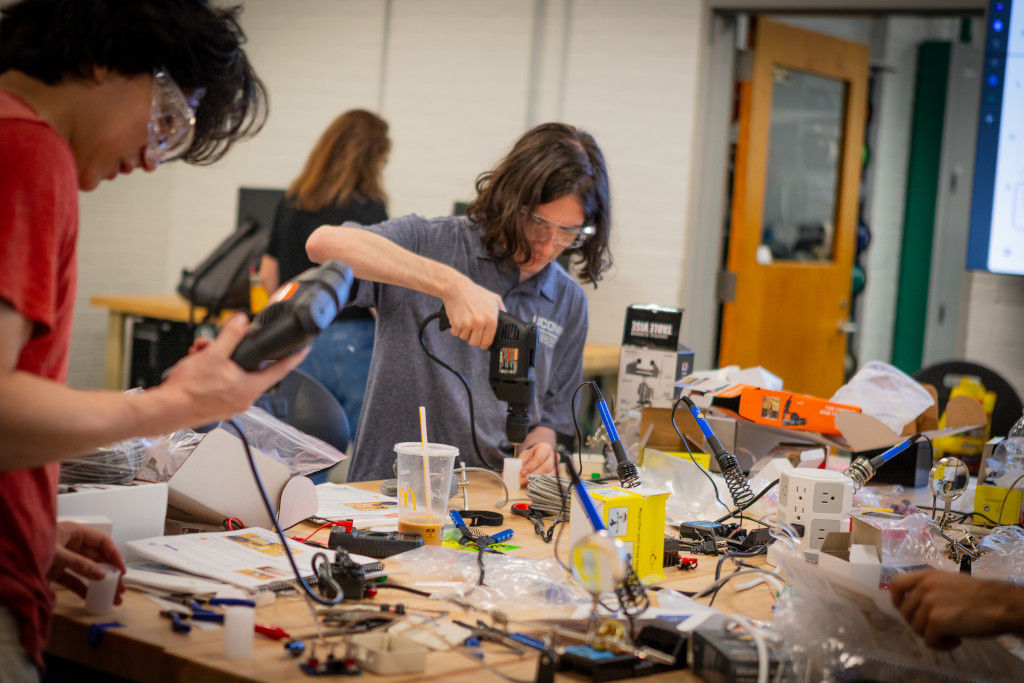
84,563,121,615
502,457,523,491
223,605,255,659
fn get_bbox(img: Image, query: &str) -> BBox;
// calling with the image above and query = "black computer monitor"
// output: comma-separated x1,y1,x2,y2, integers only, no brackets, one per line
237,187,286,232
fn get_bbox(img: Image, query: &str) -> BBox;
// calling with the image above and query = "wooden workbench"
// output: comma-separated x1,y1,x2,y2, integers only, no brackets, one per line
48,478,775,682
89,294,621,391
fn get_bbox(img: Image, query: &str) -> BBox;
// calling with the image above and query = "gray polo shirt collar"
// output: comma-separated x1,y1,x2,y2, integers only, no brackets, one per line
475,246,558,302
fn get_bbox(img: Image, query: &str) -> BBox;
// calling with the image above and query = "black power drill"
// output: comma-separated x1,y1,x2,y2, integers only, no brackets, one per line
231,260,353,371
438,307,537,444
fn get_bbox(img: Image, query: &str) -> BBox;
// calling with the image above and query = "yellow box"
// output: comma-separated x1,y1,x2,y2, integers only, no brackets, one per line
568,484,669,583
641,447,711,472
974,484,1023,526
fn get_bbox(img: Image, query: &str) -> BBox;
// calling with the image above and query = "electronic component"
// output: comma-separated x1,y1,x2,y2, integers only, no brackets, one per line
663,537,680,567
313,549,383,601
327,528,424,558
556,621,687,681
231,260,353,370
679,521,735,541
691,623,780,683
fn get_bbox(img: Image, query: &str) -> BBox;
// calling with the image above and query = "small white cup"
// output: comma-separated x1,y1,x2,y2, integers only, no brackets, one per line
503,457,523,491
84,563,121,615
223,606,255,659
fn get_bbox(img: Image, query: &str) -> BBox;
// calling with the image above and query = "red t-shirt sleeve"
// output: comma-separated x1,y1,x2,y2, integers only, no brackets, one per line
0,119,77,338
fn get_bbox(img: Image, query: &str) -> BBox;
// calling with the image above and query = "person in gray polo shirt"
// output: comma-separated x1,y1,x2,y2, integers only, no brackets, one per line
307,122,612,483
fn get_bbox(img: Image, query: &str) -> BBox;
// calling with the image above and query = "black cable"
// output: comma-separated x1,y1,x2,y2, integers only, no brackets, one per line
709,553,765,607
670,397,729,514
375,583,432,597
714,479,780,524
674,396,755,509
912,505,1000,527
225,419,344,606
570,382,590,474
417,312,499,471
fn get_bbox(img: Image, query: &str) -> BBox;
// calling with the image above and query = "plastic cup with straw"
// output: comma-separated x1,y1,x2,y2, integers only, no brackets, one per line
393,407,459,544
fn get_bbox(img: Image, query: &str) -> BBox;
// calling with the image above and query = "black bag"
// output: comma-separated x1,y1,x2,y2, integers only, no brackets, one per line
176,219,270,321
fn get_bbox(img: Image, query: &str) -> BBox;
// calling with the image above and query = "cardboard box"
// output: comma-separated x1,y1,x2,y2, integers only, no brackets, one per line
711,384,861,436
652,389,986,459
641,407,822,472
818,533,882,590
568,484,669,582
58,482,168,559
616,345,695,415
615,304,694,416
167,427,316,530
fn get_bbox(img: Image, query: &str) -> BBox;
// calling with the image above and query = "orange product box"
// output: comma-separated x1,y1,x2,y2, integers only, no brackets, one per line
710,384,860,436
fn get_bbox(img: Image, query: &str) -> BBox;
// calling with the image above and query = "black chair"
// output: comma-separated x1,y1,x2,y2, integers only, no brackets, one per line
913,360,1023,438
254,368,350,482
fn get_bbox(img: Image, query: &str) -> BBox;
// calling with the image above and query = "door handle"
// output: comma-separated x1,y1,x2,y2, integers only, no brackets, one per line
838,320,857,334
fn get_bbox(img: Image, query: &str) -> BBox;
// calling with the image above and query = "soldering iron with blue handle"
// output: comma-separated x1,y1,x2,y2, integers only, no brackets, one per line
589,382,640,488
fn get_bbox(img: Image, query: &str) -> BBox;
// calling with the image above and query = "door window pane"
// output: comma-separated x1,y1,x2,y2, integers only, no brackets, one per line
761,66,847,262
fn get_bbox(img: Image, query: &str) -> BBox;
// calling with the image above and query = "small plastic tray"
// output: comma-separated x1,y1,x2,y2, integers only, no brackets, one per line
348,632,428,674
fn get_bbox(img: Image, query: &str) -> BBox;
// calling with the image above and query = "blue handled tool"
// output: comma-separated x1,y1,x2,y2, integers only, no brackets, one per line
590,382,640,488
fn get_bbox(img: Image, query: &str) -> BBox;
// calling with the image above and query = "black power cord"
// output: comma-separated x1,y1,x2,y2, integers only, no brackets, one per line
225,419,344,606
418,312,499,472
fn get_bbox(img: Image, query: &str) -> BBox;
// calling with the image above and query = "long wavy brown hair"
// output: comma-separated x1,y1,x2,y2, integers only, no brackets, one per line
288,109,390,211
467,122,611,285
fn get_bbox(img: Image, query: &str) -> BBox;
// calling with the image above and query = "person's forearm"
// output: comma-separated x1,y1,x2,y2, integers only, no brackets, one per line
0,372,195,468
306,226,463,301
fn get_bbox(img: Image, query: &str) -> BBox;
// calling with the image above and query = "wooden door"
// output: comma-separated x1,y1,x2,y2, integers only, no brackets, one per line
719,18,868,398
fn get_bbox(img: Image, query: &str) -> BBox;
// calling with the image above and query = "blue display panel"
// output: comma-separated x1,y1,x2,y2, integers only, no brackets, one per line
968,1,1024,276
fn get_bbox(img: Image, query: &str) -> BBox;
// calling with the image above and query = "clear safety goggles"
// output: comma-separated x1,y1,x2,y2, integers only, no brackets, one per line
145,68,203,167
525,212,596,250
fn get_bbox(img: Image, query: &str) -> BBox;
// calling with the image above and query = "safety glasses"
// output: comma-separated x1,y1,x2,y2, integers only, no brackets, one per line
145,68,203,167
525,212,596,250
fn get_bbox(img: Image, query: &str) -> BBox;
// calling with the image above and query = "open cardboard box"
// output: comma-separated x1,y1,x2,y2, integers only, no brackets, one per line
166,426,316,530
641,385,986,463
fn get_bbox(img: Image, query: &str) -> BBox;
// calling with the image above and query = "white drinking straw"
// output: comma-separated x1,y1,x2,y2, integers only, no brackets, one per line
418,406,431,515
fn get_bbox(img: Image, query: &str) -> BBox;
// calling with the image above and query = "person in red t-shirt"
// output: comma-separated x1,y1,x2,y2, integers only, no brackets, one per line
0,2,308,678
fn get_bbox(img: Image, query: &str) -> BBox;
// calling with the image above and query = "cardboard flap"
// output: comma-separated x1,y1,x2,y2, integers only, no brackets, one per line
943,394,987,428
834,411,900,453
278,476,316,529
167,427,291,529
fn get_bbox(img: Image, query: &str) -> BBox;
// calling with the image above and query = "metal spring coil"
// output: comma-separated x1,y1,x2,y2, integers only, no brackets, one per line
719,455,756,510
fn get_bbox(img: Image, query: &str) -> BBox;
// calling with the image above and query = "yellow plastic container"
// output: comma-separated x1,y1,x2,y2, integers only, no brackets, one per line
933,377,996,470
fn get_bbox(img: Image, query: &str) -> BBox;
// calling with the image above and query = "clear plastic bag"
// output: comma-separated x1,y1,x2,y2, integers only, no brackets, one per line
830,361,934,434
61,438,151,485
772,550,1023,681
973,525,1024,584
220,405,345,476
384,545,588,611
136,428,204,482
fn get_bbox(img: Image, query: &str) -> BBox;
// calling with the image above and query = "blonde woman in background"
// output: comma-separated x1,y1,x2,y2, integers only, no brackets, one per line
259,109,390,441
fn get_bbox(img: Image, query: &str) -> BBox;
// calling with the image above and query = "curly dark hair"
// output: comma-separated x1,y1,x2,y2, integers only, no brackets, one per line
0,0,267,165
466,122,612,285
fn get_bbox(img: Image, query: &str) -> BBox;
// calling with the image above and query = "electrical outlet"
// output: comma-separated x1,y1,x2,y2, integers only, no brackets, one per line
808,518,842,550
778,476,789,507
812,482,847,514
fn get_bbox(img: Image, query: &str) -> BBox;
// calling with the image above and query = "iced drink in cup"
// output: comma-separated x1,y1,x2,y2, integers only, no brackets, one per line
394,442,458,544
